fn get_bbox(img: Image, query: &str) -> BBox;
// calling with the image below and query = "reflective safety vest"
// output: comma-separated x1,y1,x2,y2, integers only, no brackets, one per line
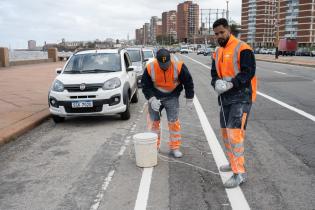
147,59,183,93
213,35,257,102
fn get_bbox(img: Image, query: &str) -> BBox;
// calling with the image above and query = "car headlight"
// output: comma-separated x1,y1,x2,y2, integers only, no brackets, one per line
52,80,64,92
103,77,121,90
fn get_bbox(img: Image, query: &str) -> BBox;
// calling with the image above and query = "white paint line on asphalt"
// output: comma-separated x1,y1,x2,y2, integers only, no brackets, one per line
257,91,315,122
183,54,315,123
134,167,154,210
274,71,287,75
193,96,250,210
90,170,115,210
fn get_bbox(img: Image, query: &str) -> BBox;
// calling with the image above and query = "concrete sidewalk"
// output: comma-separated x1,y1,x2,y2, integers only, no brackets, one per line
256,54,315,68
0,62,65,145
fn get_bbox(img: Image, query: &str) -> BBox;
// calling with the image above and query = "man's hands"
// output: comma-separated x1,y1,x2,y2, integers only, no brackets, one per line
186,98,194,110
149,97,161,112
215,79,233,95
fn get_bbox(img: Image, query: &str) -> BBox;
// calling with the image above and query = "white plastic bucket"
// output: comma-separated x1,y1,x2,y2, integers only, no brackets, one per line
133,132,158,168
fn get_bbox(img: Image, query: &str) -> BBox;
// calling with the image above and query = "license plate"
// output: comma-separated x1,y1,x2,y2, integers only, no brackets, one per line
71,101,93,108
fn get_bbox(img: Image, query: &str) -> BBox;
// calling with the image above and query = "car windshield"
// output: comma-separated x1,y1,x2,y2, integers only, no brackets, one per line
63,53,121,73
127,50,141,62
143,51,154,59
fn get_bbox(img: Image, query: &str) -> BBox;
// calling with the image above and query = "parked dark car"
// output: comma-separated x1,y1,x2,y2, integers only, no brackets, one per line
197,48,205,55
203,48,214,56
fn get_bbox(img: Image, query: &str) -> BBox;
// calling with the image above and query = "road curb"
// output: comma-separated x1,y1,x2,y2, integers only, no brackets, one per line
256,58,315,68
0,109,51,146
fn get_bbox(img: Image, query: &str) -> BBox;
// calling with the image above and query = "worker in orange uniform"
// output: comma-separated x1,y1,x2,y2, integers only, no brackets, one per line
211,18,257,188
141,48,194,158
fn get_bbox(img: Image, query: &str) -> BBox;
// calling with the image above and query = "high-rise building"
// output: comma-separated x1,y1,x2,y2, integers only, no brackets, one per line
28,40,36,50
150,16,162,44
177,1,199,43
135,28,143,45
241,0,315,48
143,23,150,45
162,10,177,41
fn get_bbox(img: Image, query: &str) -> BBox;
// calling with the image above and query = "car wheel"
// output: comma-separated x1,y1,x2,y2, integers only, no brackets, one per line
52,115,65,123
121,94,131,120
131,88,139,103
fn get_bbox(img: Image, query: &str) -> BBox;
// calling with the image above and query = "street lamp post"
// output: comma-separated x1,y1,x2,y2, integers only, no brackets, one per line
275,0,280,59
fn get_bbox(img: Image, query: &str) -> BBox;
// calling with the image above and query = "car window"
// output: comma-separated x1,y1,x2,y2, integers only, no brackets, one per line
64,53,121,73
124,53,132,68
127,50,141,62
143,51,154,59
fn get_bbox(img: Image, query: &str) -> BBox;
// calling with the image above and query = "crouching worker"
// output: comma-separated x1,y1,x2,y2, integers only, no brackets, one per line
141,48,194,158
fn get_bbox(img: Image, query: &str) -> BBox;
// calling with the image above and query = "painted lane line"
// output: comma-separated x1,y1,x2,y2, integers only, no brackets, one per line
133,167,154,210
274,71,287,75
133,113,164,210
182,54,315,123
257,91,315,122
193,96,250,210
90,170,115,210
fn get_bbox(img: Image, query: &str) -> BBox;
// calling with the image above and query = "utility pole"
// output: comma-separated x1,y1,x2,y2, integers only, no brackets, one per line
275,0,280,59
226,1,229,22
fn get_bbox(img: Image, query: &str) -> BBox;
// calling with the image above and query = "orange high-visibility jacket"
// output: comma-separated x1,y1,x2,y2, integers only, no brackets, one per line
147,59,183,93
213,35,257,102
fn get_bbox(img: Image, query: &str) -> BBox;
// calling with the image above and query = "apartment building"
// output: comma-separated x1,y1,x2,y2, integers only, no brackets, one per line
177,1,199,43
162,10,177,41
241,0,315,47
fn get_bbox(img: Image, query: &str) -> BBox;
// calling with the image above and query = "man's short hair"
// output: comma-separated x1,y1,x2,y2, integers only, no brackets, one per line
213,18,229,29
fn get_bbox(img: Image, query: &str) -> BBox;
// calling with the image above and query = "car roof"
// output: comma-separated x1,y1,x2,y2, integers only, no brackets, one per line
75,49,120,55
142,48,153,51
126,48,142,51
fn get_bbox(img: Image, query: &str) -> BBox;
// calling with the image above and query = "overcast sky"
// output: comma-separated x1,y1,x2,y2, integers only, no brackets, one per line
0,0,241,49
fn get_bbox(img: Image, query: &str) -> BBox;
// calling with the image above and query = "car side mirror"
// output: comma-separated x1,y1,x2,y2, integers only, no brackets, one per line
56,68,62,74
127,66,135,71
144,58,149,62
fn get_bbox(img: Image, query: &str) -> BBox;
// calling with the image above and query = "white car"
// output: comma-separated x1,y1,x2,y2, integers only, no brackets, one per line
142,48,155,65
48,49,138,123
126,48,147,87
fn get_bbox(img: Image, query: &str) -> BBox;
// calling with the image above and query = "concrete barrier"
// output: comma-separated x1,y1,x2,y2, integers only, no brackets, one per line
10,58,54,66
48,48,58,62
0,47,9,67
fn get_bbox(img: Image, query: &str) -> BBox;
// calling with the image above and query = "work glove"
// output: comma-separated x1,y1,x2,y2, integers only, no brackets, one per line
215,79,233,95
149,97,161,112
186,98,194,110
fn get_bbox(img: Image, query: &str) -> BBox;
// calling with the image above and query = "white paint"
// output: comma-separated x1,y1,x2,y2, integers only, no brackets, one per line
133,167,154,210
193,96,250,210
118,145,127,156
274,71,287,75
257,91,315,122
90,170,115,210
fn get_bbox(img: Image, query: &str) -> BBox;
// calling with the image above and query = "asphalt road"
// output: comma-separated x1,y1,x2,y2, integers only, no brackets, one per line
0,53,314,210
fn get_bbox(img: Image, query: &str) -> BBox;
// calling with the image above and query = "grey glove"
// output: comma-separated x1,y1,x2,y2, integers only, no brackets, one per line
186,98,194,110
215,79,233,95
149,97,161,112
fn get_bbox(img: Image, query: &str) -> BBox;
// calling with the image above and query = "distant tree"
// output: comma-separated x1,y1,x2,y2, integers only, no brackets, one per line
156,35,175,45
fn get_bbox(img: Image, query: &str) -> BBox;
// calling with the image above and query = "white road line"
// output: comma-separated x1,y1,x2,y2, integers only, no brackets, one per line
193,96,250,210
274,71,287,75
134,167,154,210
257,91,315,122
182,54,315,123
90,170,115,210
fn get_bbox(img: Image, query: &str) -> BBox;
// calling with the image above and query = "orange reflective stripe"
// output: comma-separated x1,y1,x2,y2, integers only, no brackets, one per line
221,128,228,139
251,76,257,102
168,120,181,132
169,140,181,150
227,128,244,144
